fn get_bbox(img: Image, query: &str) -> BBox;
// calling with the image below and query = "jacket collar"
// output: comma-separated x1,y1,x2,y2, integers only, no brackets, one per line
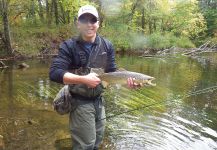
75,34,99,45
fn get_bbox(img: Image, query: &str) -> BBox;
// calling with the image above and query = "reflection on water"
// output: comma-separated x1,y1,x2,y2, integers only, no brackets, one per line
105,53,217,150
0,53,217,150
108,101,217,150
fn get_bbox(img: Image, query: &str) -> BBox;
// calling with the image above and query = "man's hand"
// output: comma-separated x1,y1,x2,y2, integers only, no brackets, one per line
127,77,142,89
63,72,101,88
82,73,101,88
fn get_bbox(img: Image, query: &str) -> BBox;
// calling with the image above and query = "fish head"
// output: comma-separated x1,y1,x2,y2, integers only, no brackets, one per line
134,77,156,86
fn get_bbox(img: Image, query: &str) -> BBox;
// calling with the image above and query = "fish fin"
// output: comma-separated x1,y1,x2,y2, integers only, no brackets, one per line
101,81,109,88
90,68,104,75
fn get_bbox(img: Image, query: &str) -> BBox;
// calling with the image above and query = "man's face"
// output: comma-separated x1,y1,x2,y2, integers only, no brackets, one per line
77,14,99,40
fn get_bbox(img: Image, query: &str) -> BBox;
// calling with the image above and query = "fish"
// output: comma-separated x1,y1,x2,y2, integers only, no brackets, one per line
91,68,156,87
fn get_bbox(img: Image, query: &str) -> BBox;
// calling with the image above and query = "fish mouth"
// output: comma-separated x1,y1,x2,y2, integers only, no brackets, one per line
141,78,156,86
147,79,156,86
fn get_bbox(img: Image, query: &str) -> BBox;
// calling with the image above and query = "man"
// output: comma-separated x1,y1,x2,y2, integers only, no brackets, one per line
50,5,137,150
50,5,116,150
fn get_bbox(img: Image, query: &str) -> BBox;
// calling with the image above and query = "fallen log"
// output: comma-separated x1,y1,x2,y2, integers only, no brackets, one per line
0,61,9,69
183,41,213,56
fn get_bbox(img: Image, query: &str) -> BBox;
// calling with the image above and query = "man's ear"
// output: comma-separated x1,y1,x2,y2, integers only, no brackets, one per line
96,21,100,29
76,21,80,29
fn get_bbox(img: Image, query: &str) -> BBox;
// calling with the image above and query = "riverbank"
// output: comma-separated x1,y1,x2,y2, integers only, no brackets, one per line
0,25,216,60
0,25,75,59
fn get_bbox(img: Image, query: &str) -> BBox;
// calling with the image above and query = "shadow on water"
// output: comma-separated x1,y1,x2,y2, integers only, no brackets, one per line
0,53,217,150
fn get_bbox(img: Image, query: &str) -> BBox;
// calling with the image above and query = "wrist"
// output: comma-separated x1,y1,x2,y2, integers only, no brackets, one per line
77,75,86,84
63,72,84,84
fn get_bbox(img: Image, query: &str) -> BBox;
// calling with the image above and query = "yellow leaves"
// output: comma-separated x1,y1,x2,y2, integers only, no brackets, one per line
181,30,188,36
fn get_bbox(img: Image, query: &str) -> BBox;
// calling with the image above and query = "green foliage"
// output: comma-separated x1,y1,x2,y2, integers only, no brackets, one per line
100,0,205,50
210,37,217,44
100,22,131,50
11,24,74,55
146,32,195,49
176,36,195,48
169,0,207,39
101,27,195,50
101,24,150,50
1,0,215,56
146,32,170,49
202,8,217,37
60,0,95,20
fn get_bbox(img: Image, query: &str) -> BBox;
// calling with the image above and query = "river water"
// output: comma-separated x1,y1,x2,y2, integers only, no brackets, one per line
0,53,217,150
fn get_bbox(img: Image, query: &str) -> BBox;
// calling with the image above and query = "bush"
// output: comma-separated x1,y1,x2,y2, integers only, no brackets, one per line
146,33,170,49
100,24,131,50
101,27,196,50
210,37,217,44
176,36,195,48
146,32,195,49
101,24,154,50
11,24,75,55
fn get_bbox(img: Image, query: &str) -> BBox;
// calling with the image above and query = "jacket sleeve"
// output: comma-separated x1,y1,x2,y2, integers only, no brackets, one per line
49,42,73,84
105,41,117,73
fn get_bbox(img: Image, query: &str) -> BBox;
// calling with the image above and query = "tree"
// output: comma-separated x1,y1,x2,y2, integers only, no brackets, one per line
167,0,206,39
37,0,44,23
199,0,217,37
0,0,13,55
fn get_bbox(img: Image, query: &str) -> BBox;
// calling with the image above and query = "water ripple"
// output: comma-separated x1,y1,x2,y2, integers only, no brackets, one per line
109,110,217,150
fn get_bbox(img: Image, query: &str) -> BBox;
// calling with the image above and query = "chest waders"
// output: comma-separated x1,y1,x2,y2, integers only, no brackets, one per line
66,37,107,98
64,36,108,150
67,36,108,120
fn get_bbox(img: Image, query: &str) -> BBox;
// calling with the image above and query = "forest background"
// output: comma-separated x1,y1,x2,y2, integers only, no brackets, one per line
0,0,216,57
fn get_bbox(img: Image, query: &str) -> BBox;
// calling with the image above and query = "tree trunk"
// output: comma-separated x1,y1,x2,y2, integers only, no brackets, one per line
0,0,13,56
153,18,156,31
45,0,50,25
37,0,44,23
161,18,164,32
53,0,59,25
141,7,145,33
59,2,66,24
50,0,54,24
66,10,70,24
130,0,138,22
149,19,152,34
28,0,37,24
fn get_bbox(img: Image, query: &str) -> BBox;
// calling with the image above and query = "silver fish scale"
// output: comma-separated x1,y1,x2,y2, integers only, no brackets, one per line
104,71,154,80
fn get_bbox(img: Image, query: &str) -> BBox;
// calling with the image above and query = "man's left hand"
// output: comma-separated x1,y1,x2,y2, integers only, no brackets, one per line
127,77,142,89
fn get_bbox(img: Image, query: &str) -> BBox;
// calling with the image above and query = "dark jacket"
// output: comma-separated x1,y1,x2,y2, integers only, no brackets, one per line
49,35,117,84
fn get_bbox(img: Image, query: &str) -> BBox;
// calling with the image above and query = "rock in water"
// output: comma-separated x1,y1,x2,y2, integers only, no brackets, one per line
18,62,29,69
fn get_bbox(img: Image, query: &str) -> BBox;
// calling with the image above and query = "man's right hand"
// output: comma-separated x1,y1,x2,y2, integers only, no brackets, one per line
63,72,101,88
82,73,101,88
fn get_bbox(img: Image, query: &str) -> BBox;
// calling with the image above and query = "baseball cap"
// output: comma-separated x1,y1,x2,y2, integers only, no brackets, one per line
78,5,99,19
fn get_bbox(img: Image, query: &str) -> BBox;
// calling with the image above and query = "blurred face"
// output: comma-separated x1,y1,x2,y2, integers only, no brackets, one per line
77,13,99,42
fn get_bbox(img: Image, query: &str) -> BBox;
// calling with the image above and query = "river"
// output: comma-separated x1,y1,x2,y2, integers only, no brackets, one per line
0,52,217,150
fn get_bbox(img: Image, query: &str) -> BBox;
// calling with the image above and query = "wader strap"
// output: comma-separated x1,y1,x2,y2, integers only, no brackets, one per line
86,37,102,68
78,50,87,67
93,96,103,122
69,38,87,67
63,38,88,68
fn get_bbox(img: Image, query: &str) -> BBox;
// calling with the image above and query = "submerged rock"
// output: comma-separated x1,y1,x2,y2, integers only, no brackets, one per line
17,62,29,69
